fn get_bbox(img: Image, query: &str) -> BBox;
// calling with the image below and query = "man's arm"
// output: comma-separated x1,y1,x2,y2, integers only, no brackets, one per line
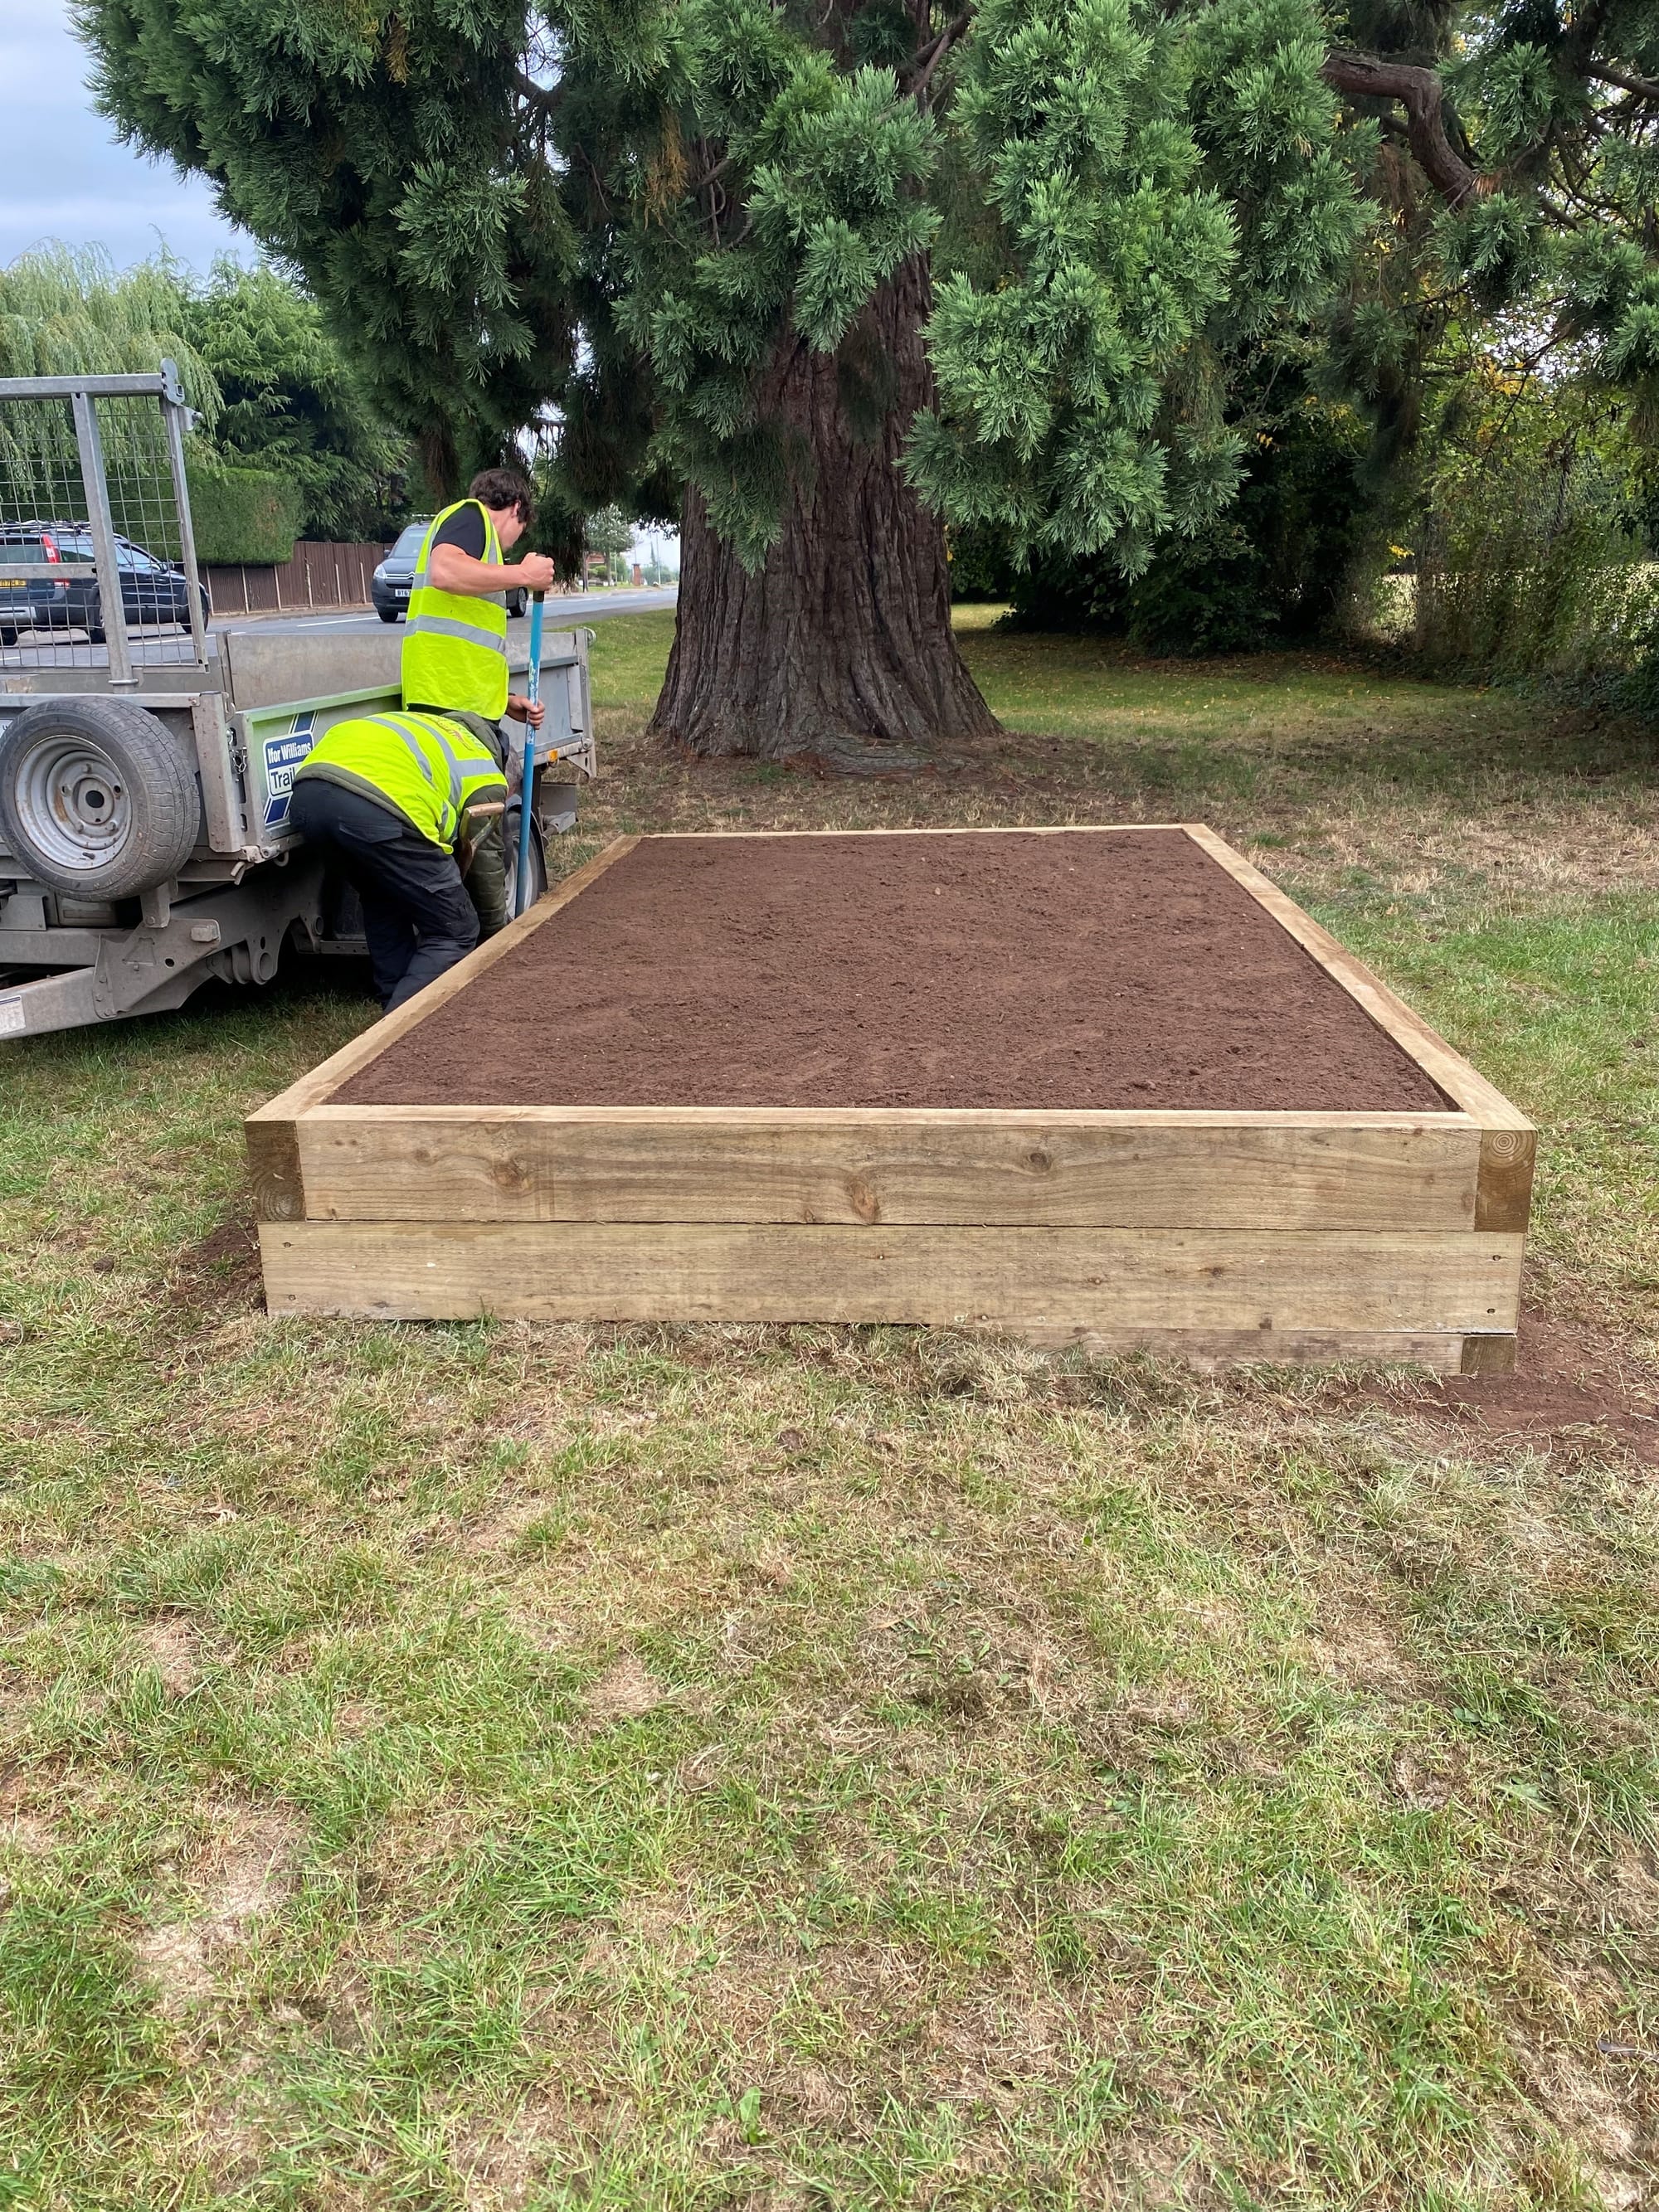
430,543,557,596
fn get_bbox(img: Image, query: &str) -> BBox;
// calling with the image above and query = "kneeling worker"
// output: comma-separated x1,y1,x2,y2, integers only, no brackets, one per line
289,710,508,1013
403,465,557,937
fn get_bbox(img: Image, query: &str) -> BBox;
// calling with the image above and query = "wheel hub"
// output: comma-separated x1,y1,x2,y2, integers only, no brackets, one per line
16,737,134,872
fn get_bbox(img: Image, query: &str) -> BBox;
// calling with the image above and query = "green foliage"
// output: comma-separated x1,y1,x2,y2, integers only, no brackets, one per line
0,244,216,413
909,0,1365,576
77,0,578,496
0,246,221,509
1013,376,1380,650
946,522,1015,601
182,261,415,542
76,0,1365,578
1007,382,1374,650
0,246,411,549
583,505,635,566
1410,360,1659,711
605,4,942,565
183,458,304,566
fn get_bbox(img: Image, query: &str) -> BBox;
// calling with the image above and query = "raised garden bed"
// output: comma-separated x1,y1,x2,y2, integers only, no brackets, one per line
248,828,1535,1370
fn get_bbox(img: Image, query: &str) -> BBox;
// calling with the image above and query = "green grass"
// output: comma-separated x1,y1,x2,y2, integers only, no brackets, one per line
2,614,1657,2208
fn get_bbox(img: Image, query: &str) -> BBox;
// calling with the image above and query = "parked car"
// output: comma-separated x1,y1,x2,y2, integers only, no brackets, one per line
0,522,211,645
371,519,530,624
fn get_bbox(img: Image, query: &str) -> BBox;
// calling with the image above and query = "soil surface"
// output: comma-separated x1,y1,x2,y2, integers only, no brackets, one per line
1344,1309,1659,1466
337,830,1454,1111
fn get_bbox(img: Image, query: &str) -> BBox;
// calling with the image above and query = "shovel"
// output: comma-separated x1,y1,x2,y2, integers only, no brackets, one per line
515,590,544,918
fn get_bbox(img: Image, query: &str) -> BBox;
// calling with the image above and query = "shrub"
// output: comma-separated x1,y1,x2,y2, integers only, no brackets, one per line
1413,447,1659,711
184,458,303,565
1005,391,1373,653
946,523,1016,603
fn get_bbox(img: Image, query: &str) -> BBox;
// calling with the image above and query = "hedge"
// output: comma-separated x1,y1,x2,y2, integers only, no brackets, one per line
184,459,303,566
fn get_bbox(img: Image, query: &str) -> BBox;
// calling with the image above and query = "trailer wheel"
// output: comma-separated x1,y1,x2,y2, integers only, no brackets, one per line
503,809,547,914
0,698,201,899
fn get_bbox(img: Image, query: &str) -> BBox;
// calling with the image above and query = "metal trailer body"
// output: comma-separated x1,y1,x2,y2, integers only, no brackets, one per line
0,367,594,1042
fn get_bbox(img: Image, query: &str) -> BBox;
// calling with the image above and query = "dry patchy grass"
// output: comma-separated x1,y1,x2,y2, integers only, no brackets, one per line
1,615,1656,2207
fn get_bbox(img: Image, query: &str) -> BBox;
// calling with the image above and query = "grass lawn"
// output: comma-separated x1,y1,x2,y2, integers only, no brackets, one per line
2,614,1657,2208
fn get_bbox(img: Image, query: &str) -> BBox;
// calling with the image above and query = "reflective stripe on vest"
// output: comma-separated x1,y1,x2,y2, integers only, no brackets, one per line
401,498,510,721
294,710,506,850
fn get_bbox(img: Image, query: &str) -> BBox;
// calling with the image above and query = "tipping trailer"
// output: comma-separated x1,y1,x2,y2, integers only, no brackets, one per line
0,365,595,1041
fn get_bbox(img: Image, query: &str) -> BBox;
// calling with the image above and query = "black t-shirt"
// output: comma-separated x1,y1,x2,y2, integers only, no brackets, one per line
429,502,488,561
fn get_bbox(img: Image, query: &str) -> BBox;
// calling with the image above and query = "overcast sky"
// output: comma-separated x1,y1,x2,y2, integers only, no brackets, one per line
1,3,246,273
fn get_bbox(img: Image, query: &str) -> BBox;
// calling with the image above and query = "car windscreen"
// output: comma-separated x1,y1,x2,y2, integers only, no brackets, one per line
390,524,427,561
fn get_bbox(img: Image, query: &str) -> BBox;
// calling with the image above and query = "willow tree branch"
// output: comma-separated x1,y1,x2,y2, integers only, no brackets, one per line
1321,51,1487,209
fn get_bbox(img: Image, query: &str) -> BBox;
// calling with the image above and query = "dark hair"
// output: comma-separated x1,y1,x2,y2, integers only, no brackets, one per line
468,466,534,523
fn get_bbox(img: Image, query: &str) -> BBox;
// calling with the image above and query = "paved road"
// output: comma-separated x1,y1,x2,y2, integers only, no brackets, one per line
212,585,678,640
0,586,677,673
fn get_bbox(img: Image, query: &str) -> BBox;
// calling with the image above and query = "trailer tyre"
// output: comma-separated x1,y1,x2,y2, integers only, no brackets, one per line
0,698,201,899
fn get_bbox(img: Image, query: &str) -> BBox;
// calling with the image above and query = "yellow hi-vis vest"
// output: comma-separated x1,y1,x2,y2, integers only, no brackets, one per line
294,711,507,851
401,498,510,720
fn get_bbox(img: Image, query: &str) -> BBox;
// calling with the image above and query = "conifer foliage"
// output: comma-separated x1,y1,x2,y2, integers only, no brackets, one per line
77,0,1360,578
80,0,1658,754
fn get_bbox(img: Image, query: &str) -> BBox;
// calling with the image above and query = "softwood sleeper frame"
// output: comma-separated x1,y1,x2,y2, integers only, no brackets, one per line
248,826,1535,1372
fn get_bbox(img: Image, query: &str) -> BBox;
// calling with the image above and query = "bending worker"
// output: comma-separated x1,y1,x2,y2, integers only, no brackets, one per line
289,711,508,1014
402,465,557,935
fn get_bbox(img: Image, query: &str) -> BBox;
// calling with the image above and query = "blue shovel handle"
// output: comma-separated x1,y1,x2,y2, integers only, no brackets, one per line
516,591,545,918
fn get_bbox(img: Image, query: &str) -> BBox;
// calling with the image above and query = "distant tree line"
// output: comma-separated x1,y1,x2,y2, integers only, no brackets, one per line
0,246,416,552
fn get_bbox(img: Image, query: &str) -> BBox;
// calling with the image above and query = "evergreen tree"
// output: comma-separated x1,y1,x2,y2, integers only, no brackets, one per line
84,0,1610,762
583,503,636,581
185,260,416,542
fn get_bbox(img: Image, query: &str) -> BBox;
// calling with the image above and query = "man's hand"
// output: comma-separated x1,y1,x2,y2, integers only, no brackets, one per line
429,545,559,597
506,693,546,727
513,552,557,593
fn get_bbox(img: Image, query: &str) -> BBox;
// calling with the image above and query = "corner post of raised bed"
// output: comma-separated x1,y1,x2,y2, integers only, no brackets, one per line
1475,1127,1536,1233
246,1103,307,1222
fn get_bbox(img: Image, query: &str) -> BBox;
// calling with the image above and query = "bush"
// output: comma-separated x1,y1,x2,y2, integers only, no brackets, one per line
946,523,1016,602
1413,446,1659,712
185,459,303,565
1005,391,1372,654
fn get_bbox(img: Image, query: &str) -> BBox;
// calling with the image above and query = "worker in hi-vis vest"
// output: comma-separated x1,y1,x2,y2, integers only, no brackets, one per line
401,465,557,939
289,711,508,1013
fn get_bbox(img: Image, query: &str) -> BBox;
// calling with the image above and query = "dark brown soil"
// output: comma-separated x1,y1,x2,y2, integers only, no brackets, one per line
337,830,1454,1111
1345,1309,1659,1466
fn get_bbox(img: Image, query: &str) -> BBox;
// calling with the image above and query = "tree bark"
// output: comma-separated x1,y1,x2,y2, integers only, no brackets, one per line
1320,51,1487,210
648,255,1000,774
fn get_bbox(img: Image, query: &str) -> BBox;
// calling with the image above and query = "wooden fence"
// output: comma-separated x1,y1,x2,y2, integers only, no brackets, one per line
205,541,392,617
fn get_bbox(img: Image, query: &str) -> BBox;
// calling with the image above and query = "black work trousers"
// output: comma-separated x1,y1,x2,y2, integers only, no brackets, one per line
289,778,479,1012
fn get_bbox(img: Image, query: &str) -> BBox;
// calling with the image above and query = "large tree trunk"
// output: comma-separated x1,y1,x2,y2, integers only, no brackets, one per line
648,256,1000,775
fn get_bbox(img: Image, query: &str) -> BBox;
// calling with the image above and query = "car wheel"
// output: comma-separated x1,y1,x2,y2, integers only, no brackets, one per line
0,698,201,898
507,590,528,620
0,628,16,649
378,609,401,624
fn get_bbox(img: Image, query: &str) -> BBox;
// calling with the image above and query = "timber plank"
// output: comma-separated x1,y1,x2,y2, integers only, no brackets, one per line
292,1112,1484,1229
246,1116,305,1223
259,1222,1523,1330
1014,1325,1491,1374
1475,1128,1538,1232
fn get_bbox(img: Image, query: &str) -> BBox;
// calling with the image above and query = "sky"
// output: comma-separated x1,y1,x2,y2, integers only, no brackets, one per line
0,3,246,274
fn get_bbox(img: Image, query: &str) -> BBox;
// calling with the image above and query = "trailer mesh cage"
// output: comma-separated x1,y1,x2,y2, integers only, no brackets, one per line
0,363,209,681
